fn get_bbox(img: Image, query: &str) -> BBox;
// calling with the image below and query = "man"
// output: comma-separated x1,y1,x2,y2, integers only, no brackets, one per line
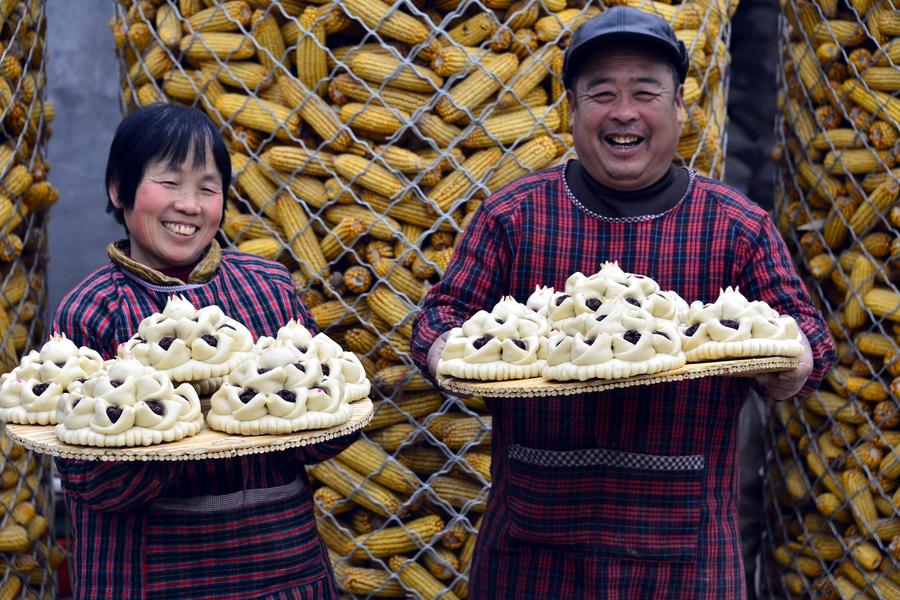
410,7,835,599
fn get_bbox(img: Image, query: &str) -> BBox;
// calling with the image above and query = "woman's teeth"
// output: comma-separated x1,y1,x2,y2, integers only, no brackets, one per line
163,222,197,236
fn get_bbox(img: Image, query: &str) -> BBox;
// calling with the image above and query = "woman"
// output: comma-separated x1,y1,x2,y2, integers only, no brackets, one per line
52,104,353,599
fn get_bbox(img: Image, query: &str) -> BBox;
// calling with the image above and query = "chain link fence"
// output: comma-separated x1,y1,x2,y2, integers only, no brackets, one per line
765,0,900,596
111,0,737,596
0,1,65,598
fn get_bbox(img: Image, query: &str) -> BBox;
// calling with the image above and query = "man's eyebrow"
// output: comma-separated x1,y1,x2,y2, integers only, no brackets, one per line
583,75,664,89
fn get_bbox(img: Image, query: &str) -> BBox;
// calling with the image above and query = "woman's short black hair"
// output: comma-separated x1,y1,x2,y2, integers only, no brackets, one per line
104,104,231,226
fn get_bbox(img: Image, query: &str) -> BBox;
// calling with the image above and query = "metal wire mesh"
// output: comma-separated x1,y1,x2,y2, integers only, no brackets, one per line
764,0,900,596
112,0,737,596
0,1,63,598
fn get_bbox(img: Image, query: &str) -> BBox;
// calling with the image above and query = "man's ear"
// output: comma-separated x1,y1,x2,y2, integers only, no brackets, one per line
566,88,575,131
108,183,121,208
674,83,684,128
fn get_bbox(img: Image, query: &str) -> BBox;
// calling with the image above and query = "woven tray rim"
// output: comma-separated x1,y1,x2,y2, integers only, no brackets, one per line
4,398,373,461
438,356,799,398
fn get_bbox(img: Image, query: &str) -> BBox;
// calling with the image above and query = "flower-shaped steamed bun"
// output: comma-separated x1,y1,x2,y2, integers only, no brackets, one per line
544,299,685,381
208,341,353,435
439,296,550,381
680,287,803,361
0,333,104,425
55,358,203,447
118,295,253,381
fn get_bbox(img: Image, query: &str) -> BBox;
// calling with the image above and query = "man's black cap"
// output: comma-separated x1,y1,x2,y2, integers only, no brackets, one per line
562,7,689,89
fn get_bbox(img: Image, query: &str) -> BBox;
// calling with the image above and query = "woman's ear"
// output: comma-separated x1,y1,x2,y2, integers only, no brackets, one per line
108,183,121,208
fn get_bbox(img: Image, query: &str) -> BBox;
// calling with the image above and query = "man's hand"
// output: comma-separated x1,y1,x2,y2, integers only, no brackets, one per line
427,332,451,379
755,330,813,401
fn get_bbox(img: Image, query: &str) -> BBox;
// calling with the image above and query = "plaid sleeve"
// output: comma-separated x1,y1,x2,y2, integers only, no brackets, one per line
51,273,186,511
411,200,514,375
738,212,836,395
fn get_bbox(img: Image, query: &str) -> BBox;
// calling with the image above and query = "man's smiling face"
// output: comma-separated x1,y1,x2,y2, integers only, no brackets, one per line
568,45,684,191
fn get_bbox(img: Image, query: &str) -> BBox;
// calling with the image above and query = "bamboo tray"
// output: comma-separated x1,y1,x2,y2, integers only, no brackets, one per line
4,398,372,461
438,357,799,398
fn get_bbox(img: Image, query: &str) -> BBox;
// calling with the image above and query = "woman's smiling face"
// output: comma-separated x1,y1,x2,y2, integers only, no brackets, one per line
114,152,224,270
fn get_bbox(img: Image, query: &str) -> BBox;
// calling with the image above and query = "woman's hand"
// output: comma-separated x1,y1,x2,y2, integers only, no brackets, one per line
755,330,813,401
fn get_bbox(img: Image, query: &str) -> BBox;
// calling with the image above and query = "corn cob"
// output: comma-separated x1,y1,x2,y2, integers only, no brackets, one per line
367,391,443,433
0,576,20,600
843,79,900,126
314,485,355,516
318,516,356,555
127,44,173,86
250,9,284,72
237,236,282,260
367,423,416,452
186,1,252,33
329,74,431,114
336,438,420,494
344,328,380,357
535,8,601,43
436,52,519,123
347,52,443,94
421,547,460,581
486,135,557,191
320,217,367,261
443,416,492,450
341,565,406,597
340,0,430,46
366,286,415,338
276,193,329,279
397,447,448,475
311,300,356,329
428,148,502,211
215,94,298,141
463,106,560,148
842,468,879,536
462,451,492,483
371,258,425,303
280,76,350,151
430,45,483,78
373,364,431,393
498,44,561,109
352,515,443,560
446,13,497,46
844,254,876,329
262,146,334,178
324,205,401,241
340,103,409,140
334,153,409,200
388,554,461,600
179,32,256,61
823,148,894,176
310,460,403,517
294,7,327,97
416,113,463,148
0,525,29,553
343,266,374,294
431,476,488,512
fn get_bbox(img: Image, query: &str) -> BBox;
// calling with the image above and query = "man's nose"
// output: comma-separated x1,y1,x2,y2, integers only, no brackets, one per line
608,96,639,122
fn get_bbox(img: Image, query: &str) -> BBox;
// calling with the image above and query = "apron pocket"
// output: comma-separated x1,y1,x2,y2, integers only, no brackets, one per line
507,444,705,561
144,478,329,600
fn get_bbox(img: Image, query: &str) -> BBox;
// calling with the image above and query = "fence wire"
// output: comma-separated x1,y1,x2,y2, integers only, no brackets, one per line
0,1,65,599
113,0,737,596
765,0,900,597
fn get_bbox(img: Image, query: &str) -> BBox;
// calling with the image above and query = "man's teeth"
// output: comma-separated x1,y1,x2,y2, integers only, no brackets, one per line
164,222,197,235
608,135,641,145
